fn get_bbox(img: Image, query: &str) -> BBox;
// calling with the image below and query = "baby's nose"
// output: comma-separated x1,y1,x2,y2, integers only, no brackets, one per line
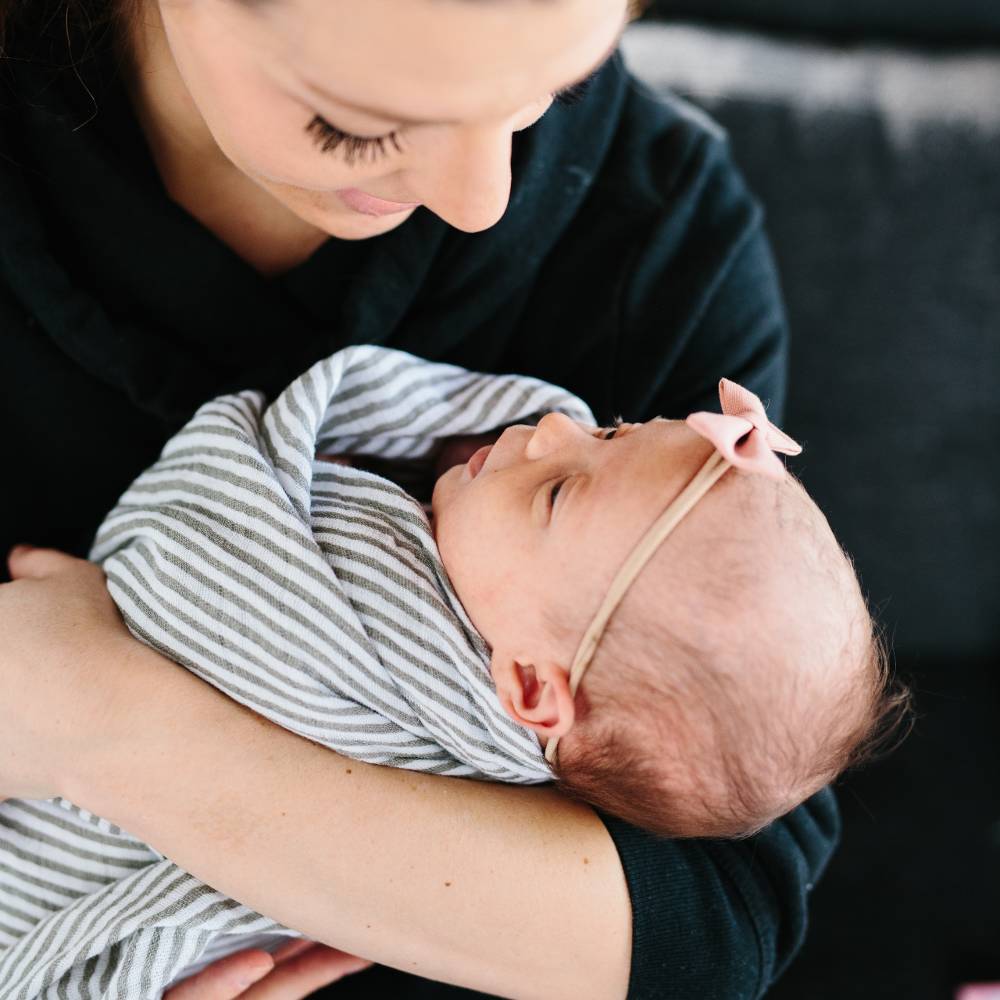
525,412,587,459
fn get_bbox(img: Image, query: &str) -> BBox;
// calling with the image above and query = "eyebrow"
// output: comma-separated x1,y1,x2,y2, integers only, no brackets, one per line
557,473,588,522
302,30,624,127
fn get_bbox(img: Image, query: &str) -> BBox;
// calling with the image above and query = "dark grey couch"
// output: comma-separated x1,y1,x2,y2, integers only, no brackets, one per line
623,6,1000,998
650,0,1000,45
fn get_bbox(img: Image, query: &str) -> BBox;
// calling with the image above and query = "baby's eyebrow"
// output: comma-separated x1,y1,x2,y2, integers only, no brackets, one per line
557,473,589,520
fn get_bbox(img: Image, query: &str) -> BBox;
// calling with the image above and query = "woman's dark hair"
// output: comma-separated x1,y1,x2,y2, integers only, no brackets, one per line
1,0,129,57
0,0,653,56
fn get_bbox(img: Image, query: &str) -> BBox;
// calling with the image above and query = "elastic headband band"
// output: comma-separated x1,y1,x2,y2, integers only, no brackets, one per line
543,450,730,765
542,378,802,767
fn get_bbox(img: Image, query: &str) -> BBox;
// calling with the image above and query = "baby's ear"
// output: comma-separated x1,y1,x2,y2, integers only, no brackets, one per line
489,651,575,739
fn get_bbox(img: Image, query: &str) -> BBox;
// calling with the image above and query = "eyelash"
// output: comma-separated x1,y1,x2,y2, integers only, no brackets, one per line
306,71,599,163
305,117,404,164
551,72,599,107
548,417,624,507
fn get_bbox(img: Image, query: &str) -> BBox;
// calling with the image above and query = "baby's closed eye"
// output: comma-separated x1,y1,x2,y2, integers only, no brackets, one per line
594,416,628,440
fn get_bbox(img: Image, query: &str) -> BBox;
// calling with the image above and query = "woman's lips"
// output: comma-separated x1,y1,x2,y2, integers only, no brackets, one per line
337,187,420,217
466,445,493,480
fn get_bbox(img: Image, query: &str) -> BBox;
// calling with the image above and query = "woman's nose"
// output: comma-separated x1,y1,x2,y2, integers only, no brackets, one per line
524,412,587,460
409,124,513,233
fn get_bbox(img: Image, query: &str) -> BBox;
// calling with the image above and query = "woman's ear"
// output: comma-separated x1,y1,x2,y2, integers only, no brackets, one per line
489,651,576,739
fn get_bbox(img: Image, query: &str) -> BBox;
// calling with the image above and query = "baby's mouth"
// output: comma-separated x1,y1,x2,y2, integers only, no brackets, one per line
466,445,493,480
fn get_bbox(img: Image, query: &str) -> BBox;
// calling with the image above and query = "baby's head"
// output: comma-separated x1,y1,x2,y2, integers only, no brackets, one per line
430,387,910,838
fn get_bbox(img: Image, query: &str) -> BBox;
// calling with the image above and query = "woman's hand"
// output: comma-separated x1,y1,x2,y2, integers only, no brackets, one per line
0,545,137,800
164,941,372,1000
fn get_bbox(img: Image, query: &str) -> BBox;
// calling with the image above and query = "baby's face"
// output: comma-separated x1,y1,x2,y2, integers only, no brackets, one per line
431,413,714,665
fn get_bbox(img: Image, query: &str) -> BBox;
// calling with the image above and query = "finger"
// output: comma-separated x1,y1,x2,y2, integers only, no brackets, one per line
6,544,36,577
241,946,373,1000
162,949,275,1000
269,939,317,963
7,545,82,580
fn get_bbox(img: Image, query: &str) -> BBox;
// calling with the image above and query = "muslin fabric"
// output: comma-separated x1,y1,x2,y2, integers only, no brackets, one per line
0,346,594,999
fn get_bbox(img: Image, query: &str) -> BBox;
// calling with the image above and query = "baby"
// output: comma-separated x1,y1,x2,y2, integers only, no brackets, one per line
432,380,907,837
0,347,906,996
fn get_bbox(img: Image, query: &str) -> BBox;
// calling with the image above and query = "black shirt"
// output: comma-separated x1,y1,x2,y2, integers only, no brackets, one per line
0,10,837,998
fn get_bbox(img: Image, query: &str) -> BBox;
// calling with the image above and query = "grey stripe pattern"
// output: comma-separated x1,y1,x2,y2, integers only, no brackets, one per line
0,346,594,998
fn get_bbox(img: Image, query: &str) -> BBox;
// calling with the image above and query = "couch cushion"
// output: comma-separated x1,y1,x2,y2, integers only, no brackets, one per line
645,0,1000,46
622,22,1000,656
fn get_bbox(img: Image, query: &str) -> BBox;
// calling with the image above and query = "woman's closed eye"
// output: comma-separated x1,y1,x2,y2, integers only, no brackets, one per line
305,116,403,165
305,70,601,164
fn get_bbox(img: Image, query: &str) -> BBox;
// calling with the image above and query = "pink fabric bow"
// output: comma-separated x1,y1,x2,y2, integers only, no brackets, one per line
685,379,802,481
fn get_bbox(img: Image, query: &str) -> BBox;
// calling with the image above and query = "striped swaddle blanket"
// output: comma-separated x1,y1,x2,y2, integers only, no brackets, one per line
0,346,595,998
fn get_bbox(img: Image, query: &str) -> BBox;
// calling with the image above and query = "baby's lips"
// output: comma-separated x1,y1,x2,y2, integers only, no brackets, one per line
434,433,498,480
465,445,493,480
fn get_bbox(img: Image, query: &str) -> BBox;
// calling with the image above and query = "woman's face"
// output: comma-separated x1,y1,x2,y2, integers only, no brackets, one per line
151,0,629,239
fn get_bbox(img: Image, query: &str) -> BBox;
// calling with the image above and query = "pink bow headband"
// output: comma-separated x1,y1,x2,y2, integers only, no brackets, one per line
544,379,802,766
685,379,802,482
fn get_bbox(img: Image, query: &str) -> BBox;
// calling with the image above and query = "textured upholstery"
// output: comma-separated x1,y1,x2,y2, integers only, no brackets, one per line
646,0,1000,45
623,23,1000,658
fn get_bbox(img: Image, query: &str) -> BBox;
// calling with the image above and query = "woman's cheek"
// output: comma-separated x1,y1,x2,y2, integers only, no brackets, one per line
208,97,360,192
179,46,385,192
512,98,553,135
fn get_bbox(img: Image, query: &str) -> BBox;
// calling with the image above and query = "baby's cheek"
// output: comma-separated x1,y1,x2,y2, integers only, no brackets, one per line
433,501,484,593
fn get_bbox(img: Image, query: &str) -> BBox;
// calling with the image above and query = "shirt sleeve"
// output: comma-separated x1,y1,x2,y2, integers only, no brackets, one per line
611,124,790,425
601,789,839,1000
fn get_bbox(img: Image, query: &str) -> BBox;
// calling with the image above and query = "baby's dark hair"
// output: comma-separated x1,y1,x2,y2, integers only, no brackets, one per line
547,469,912,840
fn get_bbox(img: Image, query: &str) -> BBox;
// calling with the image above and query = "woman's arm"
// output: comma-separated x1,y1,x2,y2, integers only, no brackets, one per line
95,645,630,998
2,547,630,1000
78,637,632,1000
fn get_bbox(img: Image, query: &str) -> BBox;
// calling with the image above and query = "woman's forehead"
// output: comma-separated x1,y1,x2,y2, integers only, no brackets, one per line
257,0,628,123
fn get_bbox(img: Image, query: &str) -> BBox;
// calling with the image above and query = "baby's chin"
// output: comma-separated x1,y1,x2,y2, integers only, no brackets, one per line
429,464,463,537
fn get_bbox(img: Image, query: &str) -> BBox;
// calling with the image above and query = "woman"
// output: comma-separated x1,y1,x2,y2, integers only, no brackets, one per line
0,0,837,997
